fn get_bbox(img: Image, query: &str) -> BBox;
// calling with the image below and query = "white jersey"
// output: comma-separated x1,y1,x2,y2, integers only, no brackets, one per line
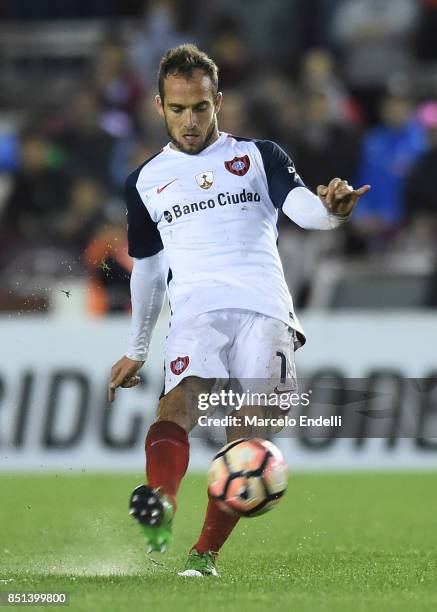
125,132,309,346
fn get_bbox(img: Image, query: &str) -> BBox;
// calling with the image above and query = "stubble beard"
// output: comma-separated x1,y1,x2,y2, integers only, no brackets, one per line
165,115,218,155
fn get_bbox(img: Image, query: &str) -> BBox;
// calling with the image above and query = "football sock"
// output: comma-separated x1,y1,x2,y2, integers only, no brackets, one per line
145,420,189,511
192,498,240,555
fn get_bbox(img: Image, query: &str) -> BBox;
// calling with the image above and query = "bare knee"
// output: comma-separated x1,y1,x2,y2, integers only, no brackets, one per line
156,383,190,431
156,376,215,433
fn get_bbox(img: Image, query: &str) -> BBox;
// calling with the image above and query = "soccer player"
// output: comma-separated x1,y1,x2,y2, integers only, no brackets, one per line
108,44,370,577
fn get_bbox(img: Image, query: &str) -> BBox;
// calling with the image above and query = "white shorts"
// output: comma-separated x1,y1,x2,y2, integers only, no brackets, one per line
163,309,297,397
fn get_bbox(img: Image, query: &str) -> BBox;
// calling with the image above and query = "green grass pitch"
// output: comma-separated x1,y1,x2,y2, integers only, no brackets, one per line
0,472,436,612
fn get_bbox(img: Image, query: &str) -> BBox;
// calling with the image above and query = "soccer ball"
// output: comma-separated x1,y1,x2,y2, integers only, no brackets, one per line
207,438,288,517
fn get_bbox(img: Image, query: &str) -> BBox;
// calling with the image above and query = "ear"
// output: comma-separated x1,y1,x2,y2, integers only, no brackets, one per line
156,95,164,118
214,92,223,115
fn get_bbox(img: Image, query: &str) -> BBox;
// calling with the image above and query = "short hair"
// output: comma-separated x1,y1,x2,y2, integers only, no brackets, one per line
158,44,219,100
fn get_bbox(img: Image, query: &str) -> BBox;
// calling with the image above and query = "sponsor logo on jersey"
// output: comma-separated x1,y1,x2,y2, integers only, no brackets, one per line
224,155,250,176
196,171,214,189
157,179,177,194
170,355,190,375
161,189,261,223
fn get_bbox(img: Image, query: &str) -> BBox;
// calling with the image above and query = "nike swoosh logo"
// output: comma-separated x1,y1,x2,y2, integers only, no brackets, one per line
157,179,177,194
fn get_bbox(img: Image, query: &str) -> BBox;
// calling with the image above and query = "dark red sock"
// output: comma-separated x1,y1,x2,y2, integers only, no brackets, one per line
145,420,189,511
192,498,240,555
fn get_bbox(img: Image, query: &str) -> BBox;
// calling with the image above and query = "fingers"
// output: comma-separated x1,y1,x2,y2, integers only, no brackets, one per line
120,376,141,389
321,178,350,212
108,369,140,402
108,357,144,402
108,383,117,403
108,375,141,402
319,179,371,215
326,178,341,208
334,181,354,214
317,185,328,198
335,183,370,215
108,369,124,402
353,184,371,196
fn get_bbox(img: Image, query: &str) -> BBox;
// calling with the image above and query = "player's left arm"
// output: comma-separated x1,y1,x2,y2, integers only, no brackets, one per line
256,140,370,230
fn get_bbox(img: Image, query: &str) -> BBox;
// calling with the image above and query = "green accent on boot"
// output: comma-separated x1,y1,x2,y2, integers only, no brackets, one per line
178,549,219,577
140,493,174,553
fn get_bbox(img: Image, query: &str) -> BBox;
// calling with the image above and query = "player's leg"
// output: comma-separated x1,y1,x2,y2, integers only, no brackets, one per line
131,312,231,553
131,376,214,552
186,409,267,571
145,376,213,510
183,420,244,575
186,311,296,569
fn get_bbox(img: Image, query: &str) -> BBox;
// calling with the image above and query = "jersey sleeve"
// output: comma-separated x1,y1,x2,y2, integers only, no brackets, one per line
125,171,163,258
255,140,305,209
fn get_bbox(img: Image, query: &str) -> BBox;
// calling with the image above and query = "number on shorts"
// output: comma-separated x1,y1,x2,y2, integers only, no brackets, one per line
276,351,287,383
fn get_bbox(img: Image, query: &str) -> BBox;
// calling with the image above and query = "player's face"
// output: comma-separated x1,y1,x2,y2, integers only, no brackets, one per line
156,69,222,155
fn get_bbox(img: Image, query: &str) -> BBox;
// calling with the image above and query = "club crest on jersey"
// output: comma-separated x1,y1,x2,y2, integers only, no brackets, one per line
224,155,250,176
170,355,190,375
196,171,214,189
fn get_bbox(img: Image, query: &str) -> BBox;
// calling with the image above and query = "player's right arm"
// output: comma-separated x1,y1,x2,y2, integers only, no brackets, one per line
108,170,165,402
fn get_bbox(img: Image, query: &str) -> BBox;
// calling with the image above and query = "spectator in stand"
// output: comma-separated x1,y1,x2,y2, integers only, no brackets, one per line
206,0,302,62
329,0,418,124
293,90,361,193
111,140,158,193
128,0,189,89
299,48,359,124
218,90,252,138
84,221,132,316
352,92,427,252
273,88,302,158
54,176,109,253
246,73,298,144
207,15,255,89
110,94,168,191
293,0,343,51
0,128,71,252
54,90,116,189
0,126,18,173
403,102,437,254
92,39,144,136
413,0,437,62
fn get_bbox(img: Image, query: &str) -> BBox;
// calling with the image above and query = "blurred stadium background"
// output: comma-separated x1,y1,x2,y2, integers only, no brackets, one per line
1,0,436,471
1,2,437,610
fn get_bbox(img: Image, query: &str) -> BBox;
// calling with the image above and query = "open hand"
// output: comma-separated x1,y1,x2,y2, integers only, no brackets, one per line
108,356,144,402
317,178,371,216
